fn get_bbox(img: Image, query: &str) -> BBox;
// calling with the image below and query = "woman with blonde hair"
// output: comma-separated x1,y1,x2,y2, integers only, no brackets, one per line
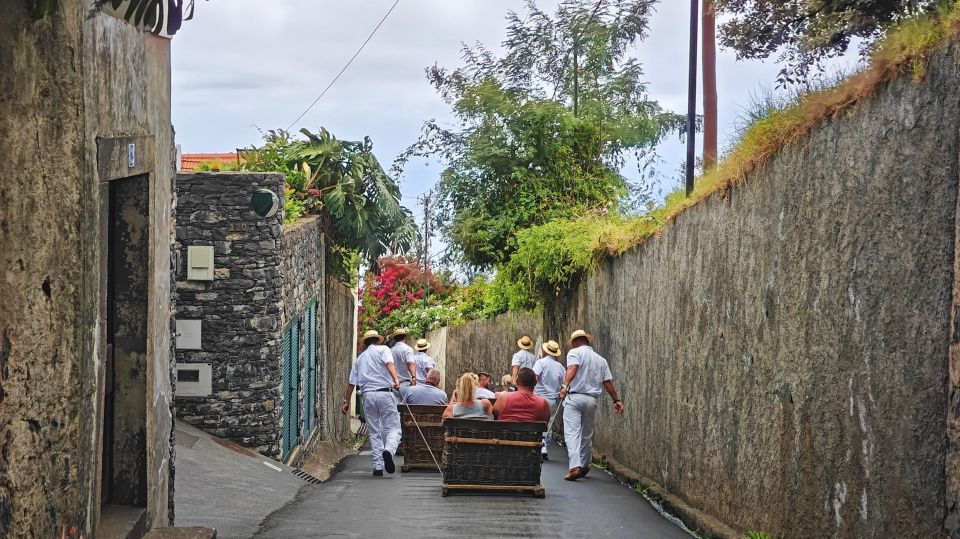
443,372,493,419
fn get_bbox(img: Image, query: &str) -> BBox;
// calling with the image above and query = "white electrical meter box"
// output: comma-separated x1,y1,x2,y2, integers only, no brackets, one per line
175,319,202,350
175,363,212,397
187,245,214,281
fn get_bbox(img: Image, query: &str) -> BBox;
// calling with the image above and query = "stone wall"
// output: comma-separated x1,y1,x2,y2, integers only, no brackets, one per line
432,41,960,537
279,216,325,465
432,311,544,391
0,2,176,535
174,172,285,457
324,280,357,444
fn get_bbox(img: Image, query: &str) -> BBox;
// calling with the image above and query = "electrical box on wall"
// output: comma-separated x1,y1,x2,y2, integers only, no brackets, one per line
187,245,214,280
175,363,212,397
175,319,202,350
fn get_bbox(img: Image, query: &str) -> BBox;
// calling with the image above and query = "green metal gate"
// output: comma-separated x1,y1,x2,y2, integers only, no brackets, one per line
302,299,318,436
281,317,300,458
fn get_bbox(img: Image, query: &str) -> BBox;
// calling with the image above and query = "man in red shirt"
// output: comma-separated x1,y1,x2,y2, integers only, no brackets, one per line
493,367,550,422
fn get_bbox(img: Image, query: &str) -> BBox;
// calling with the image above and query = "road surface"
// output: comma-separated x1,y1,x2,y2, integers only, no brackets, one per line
253,444,690,538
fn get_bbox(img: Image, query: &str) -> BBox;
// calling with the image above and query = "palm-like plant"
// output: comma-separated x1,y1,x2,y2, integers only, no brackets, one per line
244,128,418,280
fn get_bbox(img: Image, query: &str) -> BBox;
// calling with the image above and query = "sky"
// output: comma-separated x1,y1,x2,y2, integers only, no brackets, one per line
171,0,801,253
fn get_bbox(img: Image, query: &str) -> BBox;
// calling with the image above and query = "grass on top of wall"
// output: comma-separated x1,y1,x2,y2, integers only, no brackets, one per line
505,2,960,295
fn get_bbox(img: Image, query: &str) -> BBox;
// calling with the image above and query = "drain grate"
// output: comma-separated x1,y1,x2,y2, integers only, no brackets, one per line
292,469,323,484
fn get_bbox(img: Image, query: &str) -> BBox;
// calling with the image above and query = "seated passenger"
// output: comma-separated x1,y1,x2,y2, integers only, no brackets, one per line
493,367,550,423
501,373,517,392
443,373,493,419
402,368,448,405
476,371,496,400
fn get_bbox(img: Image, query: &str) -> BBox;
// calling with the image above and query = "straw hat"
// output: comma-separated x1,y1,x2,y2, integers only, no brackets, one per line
391,327,409,338
362,330,385,344
517,335,534,350
568,329,593,345
542,340,562,357
415,338,430,352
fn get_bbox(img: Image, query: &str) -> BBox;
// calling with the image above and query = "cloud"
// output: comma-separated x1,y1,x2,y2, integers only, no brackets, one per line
172,0,833,214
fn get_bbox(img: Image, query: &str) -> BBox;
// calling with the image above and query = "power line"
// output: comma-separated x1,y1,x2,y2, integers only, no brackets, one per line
285,0,401,131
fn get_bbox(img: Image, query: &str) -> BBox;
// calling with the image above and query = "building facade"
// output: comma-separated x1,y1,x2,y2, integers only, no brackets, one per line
0,1,179,535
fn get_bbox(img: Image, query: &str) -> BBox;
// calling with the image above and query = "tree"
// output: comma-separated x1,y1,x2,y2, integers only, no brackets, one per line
243,128,418,281
715,0,937,84
396,0,686,271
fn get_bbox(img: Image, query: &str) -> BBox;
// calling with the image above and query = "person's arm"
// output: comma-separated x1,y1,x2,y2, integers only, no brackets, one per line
491,396,505,419
511,364,519,384
482,399,494,417
443,402,455,418
559,364,579,398
407,360,417,385
540,400,551,422
341,383,355,414
385,362,401,389
602,380,624,414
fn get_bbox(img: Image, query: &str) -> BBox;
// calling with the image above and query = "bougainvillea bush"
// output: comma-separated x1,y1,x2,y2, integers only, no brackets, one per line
358,256,450,336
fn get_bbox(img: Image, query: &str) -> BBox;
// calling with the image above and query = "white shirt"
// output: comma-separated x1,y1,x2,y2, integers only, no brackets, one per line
565,345,613,398
511,349,536,370
412,351,435,384
348,344,396,393
402,384,448,405
533,356,565,400
476,386,496,400
391,341,415,382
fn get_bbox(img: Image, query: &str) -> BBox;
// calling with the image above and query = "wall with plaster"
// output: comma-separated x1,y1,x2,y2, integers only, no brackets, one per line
0,1,176,535
432,40,960,537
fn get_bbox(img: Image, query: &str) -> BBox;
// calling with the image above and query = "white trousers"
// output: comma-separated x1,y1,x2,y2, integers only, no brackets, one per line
562,394,597,469
542,397,558,453
363,391,401,470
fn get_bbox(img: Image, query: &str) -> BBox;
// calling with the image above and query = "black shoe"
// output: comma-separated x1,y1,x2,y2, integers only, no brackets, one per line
383,450,395,474
541,453,549,462
373,469,383,477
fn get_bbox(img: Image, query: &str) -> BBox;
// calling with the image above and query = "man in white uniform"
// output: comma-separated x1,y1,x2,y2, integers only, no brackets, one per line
391,328,417,388
412,338,435,384
476,371,496,400
511,335,536,384
533,340,565,461
558,329,624,481
342,330,402,476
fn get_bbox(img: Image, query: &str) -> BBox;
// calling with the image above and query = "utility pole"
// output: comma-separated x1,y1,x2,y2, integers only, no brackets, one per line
418,190,432,308
702,0,718,171
685,0,699,196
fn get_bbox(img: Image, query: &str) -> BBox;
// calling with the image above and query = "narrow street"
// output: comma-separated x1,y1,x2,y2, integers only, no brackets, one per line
253,444,690,538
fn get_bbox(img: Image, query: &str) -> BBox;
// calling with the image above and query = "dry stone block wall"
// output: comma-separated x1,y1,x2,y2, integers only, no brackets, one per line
174,172,286,456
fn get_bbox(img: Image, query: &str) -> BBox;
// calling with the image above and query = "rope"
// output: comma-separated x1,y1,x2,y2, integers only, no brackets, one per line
401,398,445,479
545,394,566,434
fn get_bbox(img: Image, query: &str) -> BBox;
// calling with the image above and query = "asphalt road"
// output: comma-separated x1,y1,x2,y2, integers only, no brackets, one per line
253,444,691,538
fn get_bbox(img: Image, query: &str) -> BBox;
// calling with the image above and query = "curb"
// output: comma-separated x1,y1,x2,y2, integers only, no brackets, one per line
595,454,741,539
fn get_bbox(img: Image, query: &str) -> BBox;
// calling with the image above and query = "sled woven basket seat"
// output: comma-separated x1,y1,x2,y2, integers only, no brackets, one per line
398,404,447,472
440,418,546,497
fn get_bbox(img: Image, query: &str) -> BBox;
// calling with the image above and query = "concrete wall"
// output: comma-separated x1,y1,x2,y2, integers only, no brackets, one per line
174,172,285,456
0,1,175,535
431,311,543,391
432,41,960,538
324,280,357,444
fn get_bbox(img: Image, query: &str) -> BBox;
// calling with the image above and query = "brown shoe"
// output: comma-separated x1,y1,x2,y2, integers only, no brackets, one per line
579,466,590,478
564,467,582,481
